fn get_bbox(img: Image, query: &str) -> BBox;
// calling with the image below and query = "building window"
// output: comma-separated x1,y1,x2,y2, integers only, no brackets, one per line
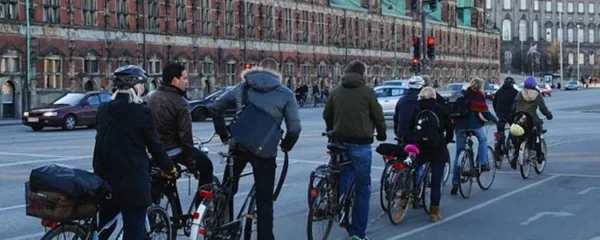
545,1,551,12
246,3,255,38
557,2,563,12
0,0,18,20
302,62,312,83
502,19,512,41
116,57,131,67
302,11,309,43
201,0,210,35
148,56,162,75
225,0,234,37
202,57,214,76
267,6,275,40
578,53,583,65
590,53,595,65
175,0,186,33
589,29,595,43
82,0,97,26
43,0,60,23
346,17,353,47
567,27,573,42
533,0,539,11
225,61,236,85
285,9,293,41
568,53,574,65
545,27,552,42
577,27,583,42
567,2,573,13
44,56,62,89
176,58,190,72
590,3,595,13
83,55,99,74
116,0,129,29
318,13,324,44
518,19,527,41
557,28,563,42
578,3,584,13
147,0,159,31
532,20,539,41
485,0,491,9
284,61,295,77
519,0,526,10
1,51,20,73
503,0,510,9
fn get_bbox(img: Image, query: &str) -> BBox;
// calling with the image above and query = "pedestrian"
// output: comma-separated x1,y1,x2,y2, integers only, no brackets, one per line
93,65,176,240
208,58,302,240
323,60,386,240
450,77,498,195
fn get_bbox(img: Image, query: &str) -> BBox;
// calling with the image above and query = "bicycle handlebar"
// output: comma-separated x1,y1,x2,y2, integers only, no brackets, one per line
273,151,289,201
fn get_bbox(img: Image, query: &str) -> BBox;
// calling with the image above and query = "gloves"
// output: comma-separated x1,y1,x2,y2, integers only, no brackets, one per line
160,167,177,179
376,133,387,142
547,115,553,120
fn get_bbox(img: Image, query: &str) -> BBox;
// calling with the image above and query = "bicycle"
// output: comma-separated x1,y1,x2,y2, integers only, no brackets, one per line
456,129,496,199
306,131,355,240
493,121,516,169
189,133,290,240
151,134,221,239
40,195,172,240
386,144,431,224
516,118,548,179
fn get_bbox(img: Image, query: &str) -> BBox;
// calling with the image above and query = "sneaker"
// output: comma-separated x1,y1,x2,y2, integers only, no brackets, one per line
480,164,490,172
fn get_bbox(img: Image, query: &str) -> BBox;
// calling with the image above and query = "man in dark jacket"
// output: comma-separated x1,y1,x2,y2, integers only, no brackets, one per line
492,77,519,157
208,58,301,240
323,60,386,240
146,63,215,190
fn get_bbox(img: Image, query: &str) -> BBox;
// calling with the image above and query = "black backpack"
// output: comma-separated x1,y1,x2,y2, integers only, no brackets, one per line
412,108,442,147
448,90,471,119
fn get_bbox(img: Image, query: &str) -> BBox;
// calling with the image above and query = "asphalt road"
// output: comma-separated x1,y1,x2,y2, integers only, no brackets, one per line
2,89,600,240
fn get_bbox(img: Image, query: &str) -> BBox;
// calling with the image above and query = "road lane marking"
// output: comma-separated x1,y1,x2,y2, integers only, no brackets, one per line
4,232,45,240
383,174,560,240
0,152,69,158
0,204,25,212
0,155,92,168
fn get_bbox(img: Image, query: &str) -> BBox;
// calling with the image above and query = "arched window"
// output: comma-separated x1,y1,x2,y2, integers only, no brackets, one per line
503,51,513,65
589,28,595,43
518,19,527,41
532,20,539,41
502,19,512,41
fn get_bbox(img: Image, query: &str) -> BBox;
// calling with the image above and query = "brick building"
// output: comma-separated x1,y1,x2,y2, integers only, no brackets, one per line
0,0,500,120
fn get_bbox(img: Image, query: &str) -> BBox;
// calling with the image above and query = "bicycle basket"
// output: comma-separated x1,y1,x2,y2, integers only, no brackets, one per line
25,182,98,222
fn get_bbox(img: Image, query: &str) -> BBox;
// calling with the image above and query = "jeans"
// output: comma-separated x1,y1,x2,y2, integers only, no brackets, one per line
428,162,445,206
225,150,277,240
339,143,372,239
98,200,147,240
452,128,488,185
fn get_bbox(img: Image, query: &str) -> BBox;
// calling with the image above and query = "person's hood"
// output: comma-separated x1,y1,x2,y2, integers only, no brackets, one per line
241,67,282,92
417,98,437,109
521,89,539,102
501,83,514,89
107,93,136,116
340,73,365,88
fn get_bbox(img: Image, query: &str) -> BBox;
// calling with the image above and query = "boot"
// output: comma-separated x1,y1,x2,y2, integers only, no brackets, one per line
429,205,443,222
450,184,458,195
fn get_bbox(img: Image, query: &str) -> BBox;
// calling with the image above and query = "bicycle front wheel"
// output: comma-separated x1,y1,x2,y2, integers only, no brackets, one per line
243,195,257,240
387,169,410,225
147,205,174,240
442,159,450,185
421,168,432,215
41,223,86,240
534,139,547,174
518,141,533,179
379,162,394,213
307,178,333,240
457,150,473,199
477,146,496,191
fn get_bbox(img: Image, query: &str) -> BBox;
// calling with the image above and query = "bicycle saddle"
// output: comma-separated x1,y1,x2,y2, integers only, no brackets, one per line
327,143,347,153
541,129,547,134
462,130,476,136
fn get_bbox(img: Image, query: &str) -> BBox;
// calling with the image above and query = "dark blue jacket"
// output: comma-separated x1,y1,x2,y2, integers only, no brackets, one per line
393,89,419,141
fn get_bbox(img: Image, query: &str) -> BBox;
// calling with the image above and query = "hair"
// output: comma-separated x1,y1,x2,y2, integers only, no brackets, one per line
111,83,144,104
418,87,437,100
469,77,484,91
421,75,431,86
259,58,279,71
345,60,366,75
162,63,186,85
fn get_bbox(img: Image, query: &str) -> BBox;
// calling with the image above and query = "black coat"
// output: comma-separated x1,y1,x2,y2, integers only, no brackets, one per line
93,94,174,206
493,83,519,120
407,99,454,164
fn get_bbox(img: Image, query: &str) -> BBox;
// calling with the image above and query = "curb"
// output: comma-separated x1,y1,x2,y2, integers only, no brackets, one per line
0,121,22,127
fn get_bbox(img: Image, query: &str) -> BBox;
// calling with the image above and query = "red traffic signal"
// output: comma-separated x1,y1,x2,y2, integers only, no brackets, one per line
244,63,252,69
427,36,435,45
411,58,419,65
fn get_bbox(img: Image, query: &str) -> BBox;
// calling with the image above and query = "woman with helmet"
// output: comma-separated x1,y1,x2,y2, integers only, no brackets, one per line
93,65,176,239
509,76,553,169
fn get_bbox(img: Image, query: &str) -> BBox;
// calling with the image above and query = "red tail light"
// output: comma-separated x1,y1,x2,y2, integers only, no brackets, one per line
310,187,318,198
383,155,394,161
193,212,200,219
199,190,214,199
392,162,406,170
199,227,207,235
41,219,58,229
326,150,331,155
494,132,501,138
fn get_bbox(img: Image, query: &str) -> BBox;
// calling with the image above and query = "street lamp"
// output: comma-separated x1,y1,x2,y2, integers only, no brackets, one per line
558,8,564,86
577,24,581,82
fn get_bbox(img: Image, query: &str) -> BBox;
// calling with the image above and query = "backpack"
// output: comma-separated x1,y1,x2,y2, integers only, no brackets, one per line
412,108,442,147
229,85,284,159
448,91,471,119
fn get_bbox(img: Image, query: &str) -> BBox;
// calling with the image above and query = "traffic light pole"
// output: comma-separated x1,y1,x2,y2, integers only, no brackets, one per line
420,2,427,75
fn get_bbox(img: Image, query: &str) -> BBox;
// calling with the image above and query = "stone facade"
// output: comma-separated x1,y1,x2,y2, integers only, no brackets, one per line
0,0,500,119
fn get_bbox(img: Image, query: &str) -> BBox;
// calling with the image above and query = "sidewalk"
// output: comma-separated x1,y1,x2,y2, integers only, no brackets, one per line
0,120,21,127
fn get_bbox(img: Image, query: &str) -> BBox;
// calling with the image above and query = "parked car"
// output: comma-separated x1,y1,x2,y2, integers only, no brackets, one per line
374,85,407,116
564,81,580,90
22,91,112,131
438,82,468,99
484,83,500,100
189,86,235,122
538,83,552,97
382,79,409,87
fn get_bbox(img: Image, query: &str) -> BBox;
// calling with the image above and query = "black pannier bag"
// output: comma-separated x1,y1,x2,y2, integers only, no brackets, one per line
25,164,109,221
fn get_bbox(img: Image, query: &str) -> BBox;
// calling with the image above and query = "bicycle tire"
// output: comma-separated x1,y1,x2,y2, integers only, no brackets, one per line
422,167,431,215
442,159,450,185
306,178,333,240
457,150,473,199
40,223,87,240
308,171,316,208
493,139,504,169
243,193,257,240
387,169,410,225
476,146,496,191
156,193,180,239
534,139,547,174
147,205,174,240
505,137,515,167
518,141,532,179
379,162,393,213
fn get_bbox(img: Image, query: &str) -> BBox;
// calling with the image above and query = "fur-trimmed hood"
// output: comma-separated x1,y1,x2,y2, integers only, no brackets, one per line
240,67,282,92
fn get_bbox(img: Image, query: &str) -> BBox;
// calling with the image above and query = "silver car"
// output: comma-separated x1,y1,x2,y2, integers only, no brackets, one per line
375,85,407,116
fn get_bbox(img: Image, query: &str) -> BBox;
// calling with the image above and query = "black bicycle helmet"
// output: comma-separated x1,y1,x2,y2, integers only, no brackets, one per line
504,77,515,85
113,65,148,89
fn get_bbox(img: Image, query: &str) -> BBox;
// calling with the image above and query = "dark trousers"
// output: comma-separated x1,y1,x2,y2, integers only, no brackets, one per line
495,118,509,153
225,150,276,240
428,162,445,206
98,200,147,240
174,148,214,188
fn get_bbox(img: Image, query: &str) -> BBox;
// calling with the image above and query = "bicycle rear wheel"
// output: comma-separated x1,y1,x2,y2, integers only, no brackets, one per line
41,223,86,240
422,167,432,215
147,205,174,240
477,146,496,190
442,159,450,185
243,195,257,240
379,162,394,213
387,170,410,225
307,178,334,240
518,141,533,179
534,139,547,174
457,150,473,199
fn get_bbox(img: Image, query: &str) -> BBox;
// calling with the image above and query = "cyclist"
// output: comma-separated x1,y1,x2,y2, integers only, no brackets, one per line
451,77,497,195
323,60,386,240
510,77,553,167
208,58,301,240
146,63,215,193
492,77,519,160
93,65,176,240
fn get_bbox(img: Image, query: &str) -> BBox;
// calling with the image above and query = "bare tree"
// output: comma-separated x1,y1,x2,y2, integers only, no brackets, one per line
545,41,560,73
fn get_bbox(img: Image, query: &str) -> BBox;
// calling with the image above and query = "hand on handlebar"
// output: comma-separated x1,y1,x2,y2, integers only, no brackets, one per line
160,167,178,179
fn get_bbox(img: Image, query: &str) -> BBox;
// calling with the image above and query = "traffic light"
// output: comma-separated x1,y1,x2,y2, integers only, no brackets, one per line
411,58,420,73
426,36,436,60
244,63,252,70
429,0,438,11
410,0,418,12
412,37,421,60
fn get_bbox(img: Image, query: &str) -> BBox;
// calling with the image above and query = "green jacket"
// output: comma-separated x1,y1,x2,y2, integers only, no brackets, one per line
323,73,386,144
